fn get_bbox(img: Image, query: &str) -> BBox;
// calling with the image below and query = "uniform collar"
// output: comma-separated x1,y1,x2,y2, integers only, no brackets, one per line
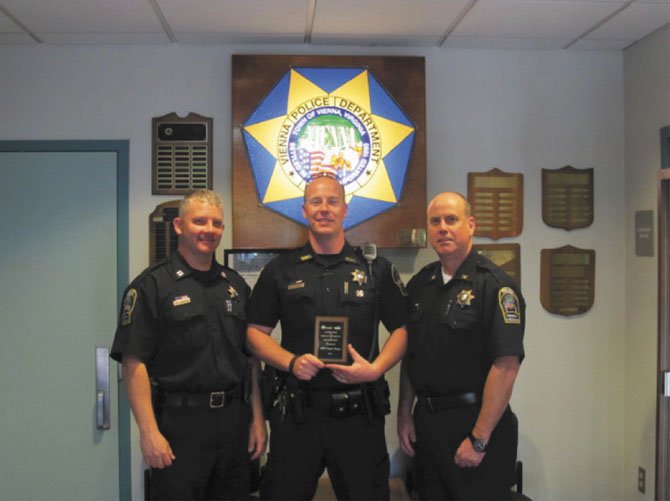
426,249,479,285
170,251,228,281
295,241,359,266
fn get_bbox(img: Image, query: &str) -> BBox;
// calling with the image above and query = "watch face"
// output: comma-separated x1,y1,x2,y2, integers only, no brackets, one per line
473,439,486,452
469,434,487,452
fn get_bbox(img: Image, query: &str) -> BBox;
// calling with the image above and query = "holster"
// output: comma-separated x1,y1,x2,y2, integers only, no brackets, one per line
260,364,281,417
286,376,306,423
367,378,391,417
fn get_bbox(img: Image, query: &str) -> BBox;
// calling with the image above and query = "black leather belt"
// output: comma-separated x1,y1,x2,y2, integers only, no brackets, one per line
157,387,242,409
416,392,481,413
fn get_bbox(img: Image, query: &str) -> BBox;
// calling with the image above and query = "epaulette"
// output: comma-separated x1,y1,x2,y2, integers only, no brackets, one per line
474,254,514,285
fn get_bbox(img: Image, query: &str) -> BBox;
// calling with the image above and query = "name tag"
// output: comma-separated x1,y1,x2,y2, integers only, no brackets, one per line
287,280,305,291
172,295,191,306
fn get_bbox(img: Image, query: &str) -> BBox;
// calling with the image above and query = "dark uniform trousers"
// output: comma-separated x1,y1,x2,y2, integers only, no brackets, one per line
413,403,518,501
150,399,251,500
262,404,390,500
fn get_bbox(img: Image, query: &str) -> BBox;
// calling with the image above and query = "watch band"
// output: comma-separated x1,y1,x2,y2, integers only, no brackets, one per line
468,432,487,452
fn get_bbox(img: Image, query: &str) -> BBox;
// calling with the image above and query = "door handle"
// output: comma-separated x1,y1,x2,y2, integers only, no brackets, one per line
95,347,111,430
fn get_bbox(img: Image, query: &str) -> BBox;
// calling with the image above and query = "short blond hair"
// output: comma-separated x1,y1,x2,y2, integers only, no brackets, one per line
179,190,223,218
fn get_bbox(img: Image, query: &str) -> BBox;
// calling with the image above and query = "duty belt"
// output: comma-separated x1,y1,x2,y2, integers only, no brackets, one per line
157,386,242,409
416,392,481,413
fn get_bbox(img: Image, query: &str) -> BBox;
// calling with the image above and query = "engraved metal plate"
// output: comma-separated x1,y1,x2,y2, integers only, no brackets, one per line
540,245,595,316
474,243,521,285
468,168,523,240
314,316,349,363
542,166,593,230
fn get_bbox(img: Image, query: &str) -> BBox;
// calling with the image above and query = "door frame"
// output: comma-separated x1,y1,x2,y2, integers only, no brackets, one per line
0,140,131,500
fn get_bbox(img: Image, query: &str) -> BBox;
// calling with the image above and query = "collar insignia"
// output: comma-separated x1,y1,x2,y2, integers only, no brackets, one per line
456,289,475,307
220,271,227,279
175,269,185,278
351,269,367,286
460,274,469,280
345,256,357,264
300,254,313,262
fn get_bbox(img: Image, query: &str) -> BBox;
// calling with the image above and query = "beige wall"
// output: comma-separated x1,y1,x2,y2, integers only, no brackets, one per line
623,23,670,501
0,43,628,499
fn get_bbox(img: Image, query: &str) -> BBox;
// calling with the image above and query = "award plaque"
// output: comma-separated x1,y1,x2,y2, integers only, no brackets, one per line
468,168,523,240
542,166,594,230
473,243,521,285
540,245,595,316
314,316,349,363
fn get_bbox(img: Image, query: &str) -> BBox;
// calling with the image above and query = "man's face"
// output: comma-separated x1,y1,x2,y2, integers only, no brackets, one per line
173,200,224,259
427,194,475,259
302,177,347,238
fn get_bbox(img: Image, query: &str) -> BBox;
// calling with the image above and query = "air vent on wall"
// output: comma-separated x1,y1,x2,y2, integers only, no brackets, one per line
152,112,212,195
149,200,180,265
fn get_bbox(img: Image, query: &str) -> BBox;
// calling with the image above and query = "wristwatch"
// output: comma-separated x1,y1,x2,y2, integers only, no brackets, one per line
468,432,487,453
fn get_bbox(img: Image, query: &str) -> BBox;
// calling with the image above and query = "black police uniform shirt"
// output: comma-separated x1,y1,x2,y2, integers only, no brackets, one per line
110,251,250,393
405,249,525,397
247,241,407,390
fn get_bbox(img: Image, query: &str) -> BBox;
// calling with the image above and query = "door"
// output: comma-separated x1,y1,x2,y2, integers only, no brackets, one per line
0,144,128,500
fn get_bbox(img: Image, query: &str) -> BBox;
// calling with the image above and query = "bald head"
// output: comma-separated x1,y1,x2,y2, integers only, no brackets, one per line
427,192,472,218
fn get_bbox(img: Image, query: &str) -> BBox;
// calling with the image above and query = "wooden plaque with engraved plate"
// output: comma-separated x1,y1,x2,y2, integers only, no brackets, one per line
468,168,523,240
540,245,595,316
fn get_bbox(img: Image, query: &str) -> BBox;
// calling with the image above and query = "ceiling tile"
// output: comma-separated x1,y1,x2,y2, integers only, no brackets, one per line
0,33,37,44
451,0,625,40
570,37,634,49
0,0,165,32
38,33,170,45
585,3,670,40
445,35,570,49
158,0,307,34
312,0,469,42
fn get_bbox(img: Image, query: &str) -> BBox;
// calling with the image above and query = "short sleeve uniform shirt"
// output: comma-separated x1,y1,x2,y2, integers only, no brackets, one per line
247,242,407,390
110,252,250,393
405,250,525,396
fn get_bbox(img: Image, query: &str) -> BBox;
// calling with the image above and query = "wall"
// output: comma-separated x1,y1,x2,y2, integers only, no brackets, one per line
0,43,625,500
623,23,670,501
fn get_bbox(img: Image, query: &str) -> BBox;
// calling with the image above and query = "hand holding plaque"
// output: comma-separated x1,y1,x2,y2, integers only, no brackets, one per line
314,316,349,363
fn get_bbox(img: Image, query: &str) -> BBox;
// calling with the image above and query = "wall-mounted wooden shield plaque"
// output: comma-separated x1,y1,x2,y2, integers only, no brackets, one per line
468,168,523,240
540,245,595,316
542,166,594,230
473,243,521,286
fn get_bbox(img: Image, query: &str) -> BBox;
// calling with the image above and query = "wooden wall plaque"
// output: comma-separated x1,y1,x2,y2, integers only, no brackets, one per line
232,55,426,249
468,168,523,240
542,166,594,230
473,243,521,285
540,245,595,316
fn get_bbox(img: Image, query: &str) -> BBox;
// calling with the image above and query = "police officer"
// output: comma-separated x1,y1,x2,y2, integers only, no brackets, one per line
111,190,266,500
398,192,525,500
246,175,408,500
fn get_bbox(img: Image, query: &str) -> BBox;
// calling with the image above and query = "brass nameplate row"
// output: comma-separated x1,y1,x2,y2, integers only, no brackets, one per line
473,243,521,285
540,245,595,316
542,166,594,230
468,168,523,240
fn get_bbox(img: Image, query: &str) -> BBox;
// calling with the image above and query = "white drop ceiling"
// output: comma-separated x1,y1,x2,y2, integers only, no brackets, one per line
0,0,668,50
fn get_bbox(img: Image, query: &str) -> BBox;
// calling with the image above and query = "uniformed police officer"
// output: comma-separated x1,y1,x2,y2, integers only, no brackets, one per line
111,190,266,500
246,175,408,500
398,192,525,500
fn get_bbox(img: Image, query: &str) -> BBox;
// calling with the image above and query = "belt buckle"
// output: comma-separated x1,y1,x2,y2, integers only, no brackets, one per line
209,391,225,408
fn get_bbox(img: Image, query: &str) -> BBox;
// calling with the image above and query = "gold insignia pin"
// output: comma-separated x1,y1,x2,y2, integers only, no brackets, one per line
456,289,475,306
351,269,367,286
228,286,238,299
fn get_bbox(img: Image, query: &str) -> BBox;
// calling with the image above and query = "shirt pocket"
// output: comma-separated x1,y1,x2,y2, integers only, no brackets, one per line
164,303,207,348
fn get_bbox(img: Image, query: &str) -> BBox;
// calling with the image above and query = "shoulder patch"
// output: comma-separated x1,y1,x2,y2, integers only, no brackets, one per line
392,264,407,296
121,288,138,326
498,287,521,324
